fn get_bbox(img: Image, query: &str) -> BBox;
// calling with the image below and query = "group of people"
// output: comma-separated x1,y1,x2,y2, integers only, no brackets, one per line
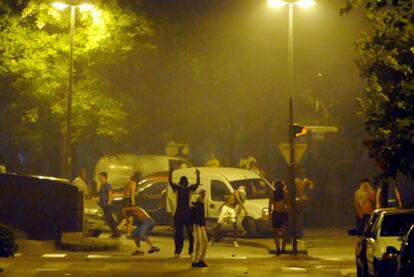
204,153,265,177
354,178,403,233
87,163,315,262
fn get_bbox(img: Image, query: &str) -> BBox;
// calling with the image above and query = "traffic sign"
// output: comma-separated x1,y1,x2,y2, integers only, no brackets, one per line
279,143,308,165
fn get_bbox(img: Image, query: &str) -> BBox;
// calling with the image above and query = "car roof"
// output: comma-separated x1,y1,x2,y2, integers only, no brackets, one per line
380,209,414,216
173,167,261,182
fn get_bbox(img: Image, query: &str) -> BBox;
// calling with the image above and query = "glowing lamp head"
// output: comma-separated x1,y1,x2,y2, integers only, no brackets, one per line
297,0,315,8
267,0,287,8
52,2,69,10
78,3,94,11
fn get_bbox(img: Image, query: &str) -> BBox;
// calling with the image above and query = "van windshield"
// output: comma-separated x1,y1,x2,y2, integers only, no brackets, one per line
230,179,271,200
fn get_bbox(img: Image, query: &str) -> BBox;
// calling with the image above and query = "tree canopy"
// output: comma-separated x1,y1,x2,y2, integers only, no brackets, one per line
343,0,414,180
0,0,152,174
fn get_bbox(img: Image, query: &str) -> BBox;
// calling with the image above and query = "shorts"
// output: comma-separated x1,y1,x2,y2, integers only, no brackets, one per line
272,211,288,229
217,205,237,224
132,218,155,240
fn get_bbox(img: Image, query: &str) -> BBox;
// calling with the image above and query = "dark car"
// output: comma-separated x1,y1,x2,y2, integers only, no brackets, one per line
352,208,396,277
112,175,171,225
387,223,414,277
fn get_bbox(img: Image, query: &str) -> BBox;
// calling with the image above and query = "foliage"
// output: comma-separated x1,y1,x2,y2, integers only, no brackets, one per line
342,0,414,180
0,1,152,174
0,223,18,258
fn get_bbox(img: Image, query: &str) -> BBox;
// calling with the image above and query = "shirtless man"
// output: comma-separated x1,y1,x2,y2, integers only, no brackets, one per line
211,186,248,248
122,206,160,256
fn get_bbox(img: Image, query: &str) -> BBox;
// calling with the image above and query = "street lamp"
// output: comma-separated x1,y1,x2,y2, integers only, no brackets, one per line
267,0,315,255
52,2,94,179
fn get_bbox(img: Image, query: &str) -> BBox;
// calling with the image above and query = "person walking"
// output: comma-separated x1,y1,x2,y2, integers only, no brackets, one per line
190,189,209,268
354,178,375,233
98,172,120,238
268,180,290,255
169,167,200,258
211,186,248,248
122,205,160,256
117,171,141,237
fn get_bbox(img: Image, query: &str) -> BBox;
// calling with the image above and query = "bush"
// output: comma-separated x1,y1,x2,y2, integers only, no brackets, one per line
0,223,18,257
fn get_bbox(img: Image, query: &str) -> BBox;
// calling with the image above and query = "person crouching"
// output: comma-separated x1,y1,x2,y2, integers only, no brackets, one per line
122,206,160,256
191,189,208,268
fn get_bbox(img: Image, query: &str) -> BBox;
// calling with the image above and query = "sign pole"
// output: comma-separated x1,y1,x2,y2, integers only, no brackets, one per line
289,97,298,255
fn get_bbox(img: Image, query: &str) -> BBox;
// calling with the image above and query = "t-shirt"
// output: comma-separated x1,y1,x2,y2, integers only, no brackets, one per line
170,183,199,215
99,183,112,206
191,201,206,226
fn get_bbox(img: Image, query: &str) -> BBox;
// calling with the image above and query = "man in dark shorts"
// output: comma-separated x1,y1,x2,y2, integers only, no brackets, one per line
169,167,201,258
122,206,160,256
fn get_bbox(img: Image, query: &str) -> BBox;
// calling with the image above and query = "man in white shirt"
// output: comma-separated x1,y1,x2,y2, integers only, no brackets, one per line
72,169,89,197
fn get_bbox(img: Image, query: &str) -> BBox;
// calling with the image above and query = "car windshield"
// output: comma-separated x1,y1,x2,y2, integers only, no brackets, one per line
230,178,271,200
381,213,414,237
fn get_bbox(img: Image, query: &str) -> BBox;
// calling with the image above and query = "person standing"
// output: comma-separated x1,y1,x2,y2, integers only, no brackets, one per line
191,189,208,268
211,186,248,248
294,169,314,239
375,179,403,209
269,180,290,255
98,172,120,238
118,171,141,237
204,153,220,167
169,167,200,258
122,205,160,256
72,169,89,197
239,154,257,170
354,178,375,233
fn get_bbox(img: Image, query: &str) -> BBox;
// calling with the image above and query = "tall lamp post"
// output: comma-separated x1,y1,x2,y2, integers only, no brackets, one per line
267,0,315,255
52,2,94,178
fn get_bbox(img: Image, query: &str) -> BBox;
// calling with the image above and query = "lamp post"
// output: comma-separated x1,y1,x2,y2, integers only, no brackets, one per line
267,0,315,255
52,2,94,178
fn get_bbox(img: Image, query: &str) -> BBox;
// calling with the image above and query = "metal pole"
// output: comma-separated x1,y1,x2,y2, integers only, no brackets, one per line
287,2,298,255
65,5,75,178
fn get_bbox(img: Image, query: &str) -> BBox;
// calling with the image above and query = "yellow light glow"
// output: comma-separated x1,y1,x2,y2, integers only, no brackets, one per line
78,3,94,11
267,0,287,8
296,0,315,8
52,2,69,10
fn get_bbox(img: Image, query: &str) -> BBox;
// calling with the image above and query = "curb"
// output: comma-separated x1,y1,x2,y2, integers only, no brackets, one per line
60,241,120,252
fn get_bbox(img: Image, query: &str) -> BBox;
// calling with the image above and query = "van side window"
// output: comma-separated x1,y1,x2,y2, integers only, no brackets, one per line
211,180,230,202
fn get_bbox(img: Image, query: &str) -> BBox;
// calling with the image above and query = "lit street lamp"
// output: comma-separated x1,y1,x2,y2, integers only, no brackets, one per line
52,2,94,178
267,0,315,255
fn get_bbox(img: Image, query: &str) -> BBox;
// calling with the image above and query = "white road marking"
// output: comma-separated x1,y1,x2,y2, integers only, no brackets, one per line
281,267,308,273
87,254,111,259
41,254,67,258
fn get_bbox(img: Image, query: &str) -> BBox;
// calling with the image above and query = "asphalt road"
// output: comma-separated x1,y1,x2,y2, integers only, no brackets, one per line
0,228,357,277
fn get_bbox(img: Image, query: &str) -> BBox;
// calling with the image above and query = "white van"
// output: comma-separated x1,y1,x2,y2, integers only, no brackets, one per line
94,154,191,191
167,167,273,237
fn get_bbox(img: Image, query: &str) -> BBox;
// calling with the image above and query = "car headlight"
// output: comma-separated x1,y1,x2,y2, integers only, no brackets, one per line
262,207,269,219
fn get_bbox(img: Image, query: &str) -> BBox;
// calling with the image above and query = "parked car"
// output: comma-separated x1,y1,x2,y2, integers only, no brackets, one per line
386,223,414,277
364,209,414,277
353,208,395,277
84,198,104,237
93,154,192,192
167,167,273,237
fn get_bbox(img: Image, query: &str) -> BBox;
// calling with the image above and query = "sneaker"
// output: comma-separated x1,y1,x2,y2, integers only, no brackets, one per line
233,241,239,248
174,253,180,259
192,262,198,268
198,261,208,267
148,247,160,254
131,250,144,256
